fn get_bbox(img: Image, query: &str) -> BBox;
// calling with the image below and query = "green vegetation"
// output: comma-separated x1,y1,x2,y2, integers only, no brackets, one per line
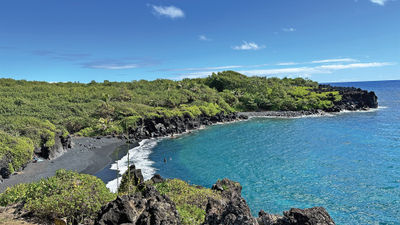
155,179,221,225
0,71,341,173
205,71,341,111
0,169,116,223
0,130,34,174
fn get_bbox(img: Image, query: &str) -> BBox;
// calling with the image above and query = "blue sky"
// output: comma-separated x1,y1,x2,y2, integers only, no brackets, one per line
0,0,399,83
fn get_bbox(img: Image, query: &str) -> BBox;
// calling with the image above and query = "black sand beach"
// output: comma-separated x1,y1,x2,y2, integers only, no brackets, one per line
0,137,129,193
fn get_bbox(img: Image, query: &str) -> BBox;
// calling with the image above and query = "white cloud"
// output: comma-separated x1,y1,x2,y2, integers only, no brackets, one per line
175,62,394,79
318,62,393,70
276,62,298,66
232,41,265,50
311,58,358,64
169,65,243,72
85,63,138,70
151,5,185,19
370,0,388,5
282,27,296,32
199,35,211,41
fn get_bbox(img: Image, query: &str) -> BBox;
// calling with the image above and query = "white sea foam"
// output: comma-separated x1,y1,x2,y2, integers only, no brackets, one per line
335,106,384,114
106,139,160,193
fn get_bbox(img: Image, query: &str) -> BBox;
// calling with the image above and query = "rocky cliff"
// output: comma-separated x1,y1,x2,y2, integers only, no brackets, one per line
96,167,336,225
318,84,378,112
127,112,247,141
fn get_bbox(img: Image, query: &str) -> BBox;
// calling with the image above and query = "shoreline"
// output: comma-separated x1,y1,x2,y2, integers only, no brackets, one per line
0,137,128,193
105,107,382,191
1,107,381,193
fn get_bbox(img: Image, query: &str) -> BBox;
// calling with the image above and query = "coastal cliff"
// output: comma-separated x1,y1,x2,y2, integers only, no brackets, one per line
318,84,378,112
125,84,378,142
95,166,336,225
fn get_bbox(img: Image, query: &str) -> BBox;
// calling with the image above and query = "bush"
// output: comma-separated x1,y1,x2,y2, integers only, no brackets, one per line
0,130,34,173
0,169,116,223
155,179,221,225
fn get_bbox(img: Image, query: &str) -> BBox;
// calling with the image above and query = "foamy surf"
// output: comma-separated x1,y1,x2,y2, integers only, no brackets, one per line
106,139,159,193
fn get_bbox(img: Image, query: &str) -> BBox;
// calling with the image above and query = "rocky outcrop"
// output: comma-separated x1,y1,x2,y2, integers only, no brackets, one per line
318,85,378,112
118,165,145,193
203,179,335,225
203,178,257,225
127,112,247,141
95,185,181,225
257,207,335,225
37,133,72,160
96,167,335,225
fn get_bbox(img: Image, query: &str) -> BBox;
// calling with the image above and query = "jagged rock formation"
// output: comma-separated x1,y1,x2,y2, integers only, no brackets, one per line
203,178,258,225
103,168,336,225
318,85,378,112
127,112,247,141
118,165,145,193
257,207,335,225
203,178,335,225
95,185,181,225
36,133,72,160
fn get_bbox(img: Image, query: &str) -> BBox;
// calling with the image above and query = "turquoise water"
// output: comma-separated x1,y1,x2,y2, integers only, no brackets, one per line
149,80,400,224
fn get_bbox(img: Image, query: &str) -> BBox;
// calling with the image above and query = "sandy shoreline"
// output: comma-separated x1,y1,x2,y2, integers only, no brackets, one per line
0,137,128,193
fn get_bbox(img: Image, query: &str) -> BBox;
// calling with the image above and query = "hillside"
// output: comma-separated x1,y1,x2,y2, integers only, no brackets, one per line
0,71,377,179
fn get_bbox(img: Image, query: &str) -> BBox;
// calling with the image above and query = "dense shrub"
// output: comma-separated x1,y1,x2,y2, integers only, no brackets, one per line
155,179,221,225
0,130,34,173
0,169,116,223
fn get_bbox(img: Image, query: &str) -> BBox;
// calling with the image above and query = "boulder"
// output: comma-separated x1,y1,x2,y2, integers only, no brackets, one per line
283,207,335,225
257,207,335,225
150,174,165,184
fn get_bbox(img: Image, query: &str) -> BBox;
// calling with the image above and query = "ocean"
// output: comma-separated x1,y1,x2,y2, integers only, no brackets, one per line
102,80,400,224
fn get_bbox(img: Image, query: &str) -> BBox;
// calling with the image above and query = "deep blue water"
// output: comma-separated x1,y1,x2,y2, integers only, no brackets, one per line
149,80,400,225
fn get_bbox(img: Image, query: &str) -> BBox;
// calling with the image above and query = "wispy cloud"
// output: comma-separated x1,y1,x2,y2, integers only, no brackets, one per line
165,65,243,72
370,0,388,5
232,41,265,50
82,58,159,70
238,62,394,76
199,35,212,41
175,61,394,79
83,63,138,70
150,5,185,19
311,58,358,64
282,27,296,32
276,62,298,66
318,62,393,70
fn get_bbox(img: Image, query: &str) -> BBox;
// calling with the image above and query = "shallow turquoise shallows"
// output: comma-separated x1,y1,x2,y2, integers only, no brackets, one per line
149,80,400,225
